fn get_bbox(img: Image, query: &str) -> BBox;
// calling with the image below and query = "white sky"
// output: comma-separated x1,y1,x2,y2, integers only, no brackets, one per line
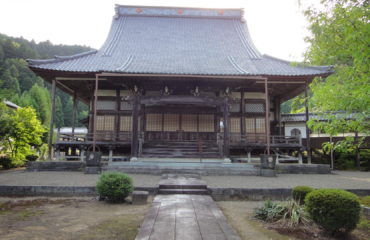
0,0,319,61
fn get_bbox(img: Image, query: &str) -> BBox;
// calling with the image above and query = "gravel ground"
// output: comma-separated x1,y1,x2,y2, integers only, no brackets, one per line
204,171,370,189
0,170,160,187
0,170,369,189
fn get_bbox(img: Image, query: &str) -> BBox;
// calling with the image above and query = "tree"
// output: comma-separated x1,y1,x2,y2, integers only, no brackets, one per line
0,103,45,166
304,0,370,168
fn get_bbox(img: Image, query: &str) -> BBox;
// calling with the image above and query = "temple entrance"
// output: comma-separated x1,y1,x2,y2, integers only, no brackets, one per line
144,113,218,142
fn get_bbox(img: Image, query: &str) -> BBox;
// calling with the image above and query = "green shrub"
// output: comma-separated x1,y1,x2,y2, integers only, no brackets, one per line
96,172,133,203
292,186,313,204
0,156,14,169
359,195,370,207
255,200,287,222
305,189,361,235
26,154,39,161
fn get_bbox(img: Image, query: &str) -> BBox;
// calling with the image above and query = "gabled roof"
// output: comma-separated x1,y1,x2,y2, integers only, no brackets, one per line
28,5,332,77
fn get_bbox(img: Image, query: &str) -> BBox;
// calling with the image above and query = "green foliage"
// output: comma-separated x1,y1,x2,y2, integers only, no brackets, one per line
305,189,361,235
292,186,313,204
255,200,286,222
25,154,39,162
96,172,133,203
359,195,370,207
0,33,90,127
304,0,370,153
0,155,13,169
255,200,309,227
0,103,45,167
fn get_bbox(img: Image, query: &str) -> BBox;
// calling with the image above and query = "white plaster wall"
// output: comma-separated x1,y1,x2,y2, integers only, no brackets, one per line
284,122,307,138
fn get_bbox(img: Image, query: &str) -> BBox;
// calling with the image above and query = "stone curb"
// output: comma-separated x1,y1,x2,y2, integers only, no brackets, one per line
0,186,157,197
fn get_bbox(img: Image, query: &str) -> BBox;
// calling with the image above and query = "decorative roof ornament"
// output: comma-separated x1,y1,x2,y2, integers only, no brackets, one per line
191,86,200,96
224,87,230,97
161,86,172,96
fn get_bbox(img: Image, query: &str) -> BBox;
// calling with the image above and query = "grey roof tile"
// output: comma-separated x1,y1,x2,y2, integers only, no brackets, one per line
27,5,332,76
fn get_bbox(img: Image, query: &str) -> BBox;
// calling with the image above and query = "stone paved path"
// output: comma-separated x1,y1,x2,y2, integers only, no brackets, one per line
135,194,240,240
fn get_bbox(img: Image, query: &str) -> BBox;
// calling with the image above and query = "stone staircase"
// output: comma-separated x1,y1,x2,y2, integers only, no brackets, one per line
141,141,220,158
158,174,209,195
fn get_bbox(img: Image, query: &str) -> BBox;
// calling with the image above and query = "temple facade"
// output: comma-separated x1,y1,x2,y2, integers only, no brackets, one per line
28,5,332,161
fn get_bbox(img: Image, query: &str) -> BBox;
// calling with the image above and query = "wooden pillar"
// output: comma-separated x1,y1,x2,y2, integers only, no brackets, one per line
241,90,246,136
71,91,77,136
275,98,282,136
93,74,99,152
264,78,271,155
305,80,312,164
223,97,230,158
131,94,140,158
48,79,57,160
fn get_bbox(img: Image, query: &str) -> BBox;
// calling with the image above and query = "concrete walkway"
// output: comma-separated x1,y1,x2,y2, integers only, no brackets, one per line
136,194,240,240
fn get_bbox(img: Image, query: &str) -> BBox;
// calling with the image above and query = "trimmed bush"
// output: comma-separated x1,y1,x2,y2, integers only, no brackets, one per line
26,154,39,161
0,156,14,169
292,186,313,204
305,189,361,235
96,172,133,203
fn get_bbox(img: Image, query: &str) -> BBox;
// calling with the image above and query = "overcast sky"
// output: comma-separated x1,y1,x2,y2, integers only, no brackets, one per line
0,0,319,61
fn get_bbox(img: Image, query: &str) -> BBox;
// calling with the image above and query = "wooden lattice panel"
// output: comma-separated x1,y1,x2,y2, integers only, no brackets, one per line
97,100,116,110
255,118,266,133
96,115,115,131
245,103,265,113
181,114,197,132
163,114,180,132
230,118,241,133
120,116,132,131
146,114,162,131
245,118,255,133
198,114,214,132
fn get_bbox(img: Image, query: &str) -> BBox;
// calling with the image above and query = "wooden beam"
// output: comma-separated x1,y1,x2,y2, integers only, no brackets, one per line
256,81,305,84
223,97,230,157
93,75,99,152
56,77,107,81
264,78,271,155
71,91,77,136
48,79,57,160
305,80,312,164
131,94,140,157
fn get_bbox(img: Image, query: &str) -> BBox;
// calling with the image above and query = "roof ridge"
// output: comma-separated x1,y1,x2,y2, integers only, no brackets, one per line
27,50,97,65
115,5,243,20
263,54,333,70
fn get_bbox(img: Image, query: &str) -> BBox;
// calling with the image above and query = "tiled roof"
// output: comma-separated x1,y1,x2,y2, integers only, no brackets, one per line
281,112,364,122
28,5,332,76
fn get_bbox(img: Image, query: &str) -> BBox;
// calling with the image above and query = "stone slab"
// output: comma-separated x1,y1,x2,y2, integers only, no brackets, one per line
132,190,149,205
135,194,241,240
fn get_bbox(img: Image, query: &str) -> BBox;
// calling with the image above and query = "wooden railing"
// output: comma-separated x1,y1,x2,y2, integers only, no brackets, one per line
144,131,217,142
56,132,131,144
229,133,301,146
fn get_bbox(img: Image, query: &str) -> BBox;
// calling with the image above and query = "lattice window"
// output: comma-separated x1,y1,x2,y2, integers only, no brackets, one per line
163,114,180,132
245,102,265,113
120,101,133,110
181,114,197,132
96,115,115,131
97,100,116,110
245,118,255,133
146,114,162,131
255,118,266,133
245,117,266,133
198,114,214,132
230,118,241,133
120,116,132,131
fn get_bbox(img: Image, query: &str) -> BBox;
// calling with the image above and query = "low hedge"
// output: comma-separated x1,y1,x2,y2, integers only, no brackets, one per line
305,189,361,235
96,172,133,203
292,186,313,204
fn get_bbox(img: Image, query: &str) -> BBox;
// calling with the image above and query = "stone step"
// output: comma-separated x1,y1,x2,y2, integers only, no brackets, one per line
158,189,209,195
159,184,207,190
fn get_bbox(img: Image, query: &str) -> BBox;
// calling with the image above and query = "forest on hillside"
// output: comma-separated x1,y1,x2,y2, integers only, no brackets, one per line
0,33,93,128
